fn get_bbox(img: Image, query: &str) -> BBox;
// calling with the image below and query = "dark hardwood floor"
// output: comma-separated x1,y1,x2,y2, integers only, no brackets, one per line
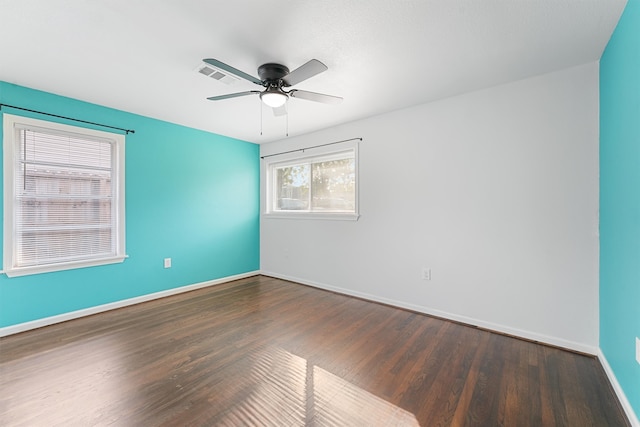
0,275,629,426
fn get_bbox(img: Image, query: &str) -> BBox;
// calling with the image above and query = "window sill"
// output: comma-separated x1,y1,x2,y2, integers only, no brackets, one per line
263,212,360,221
3,255,127,277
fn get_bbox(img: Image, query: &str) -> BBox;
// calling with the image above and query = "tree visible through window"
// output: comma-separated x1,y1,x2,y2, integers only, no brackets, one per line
276,164,310,210
312,158,355,211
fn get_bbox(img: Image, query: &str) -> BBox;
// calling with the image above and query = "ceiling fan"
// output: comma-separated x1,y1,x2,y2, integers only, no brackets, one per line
203,58,342,114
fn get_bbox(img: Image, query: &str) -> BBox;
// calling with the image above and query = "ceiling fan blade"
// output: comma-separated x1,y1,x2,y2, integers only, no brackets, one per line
203,58,263,86
289,89,343,105
282,59,328,87
207,91,260,101
272,104,287,117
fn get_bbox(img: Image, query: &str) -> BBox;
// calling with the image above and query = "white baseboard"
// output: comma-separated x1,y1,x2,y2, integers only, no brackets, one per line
260,270,598,355
0,270,260,337
598,349,640,427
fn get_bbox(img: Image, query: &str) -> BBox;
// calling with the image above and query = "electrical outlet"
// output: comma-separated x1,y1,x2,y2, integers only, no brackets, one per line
636,337,640,365
164,258,171,269
421,267,431,281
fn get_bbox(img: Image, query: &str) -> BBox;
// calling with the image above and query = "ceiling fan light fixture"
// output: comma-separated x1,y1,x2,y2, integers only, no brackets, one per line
260,87,288,108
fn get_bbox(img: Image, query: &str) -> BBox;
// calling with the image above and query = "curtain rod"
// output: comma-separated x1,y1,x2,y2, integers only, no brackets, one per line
0,104,135,135
260,137,362,159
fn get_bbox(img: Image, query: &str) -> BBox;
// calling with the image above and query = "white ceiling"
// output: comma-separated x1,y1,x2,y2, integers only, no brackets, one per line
0,0,627,144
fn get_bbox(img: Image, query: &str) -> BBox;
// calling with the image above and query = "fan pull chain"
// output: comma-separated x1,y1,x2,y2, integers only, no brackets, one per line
286,102,289,137
259,98,263,136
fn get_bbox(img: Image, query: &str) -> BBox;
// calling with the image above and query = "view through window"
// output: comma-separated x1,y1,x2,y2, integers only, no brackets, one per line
266,141,359,219
3,114,126,277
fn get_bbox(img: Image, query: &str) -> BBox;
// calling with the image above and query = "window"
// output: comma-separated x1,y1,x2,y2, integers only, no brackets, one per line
3,114,126,277
265,140,359,220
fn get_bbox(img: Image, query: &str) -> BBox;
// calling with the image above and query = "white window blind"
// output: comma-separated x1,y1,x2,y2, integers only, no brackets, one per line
3,114,126,276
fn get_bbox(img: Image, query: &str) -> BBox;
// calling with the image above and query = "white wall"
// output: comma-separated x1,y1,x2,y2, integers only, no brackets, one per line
260,62,600,353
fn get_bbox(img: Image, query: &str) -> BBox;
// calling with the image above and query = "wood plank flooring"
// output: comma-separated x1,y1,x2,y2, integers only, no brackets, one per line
0,275,630,426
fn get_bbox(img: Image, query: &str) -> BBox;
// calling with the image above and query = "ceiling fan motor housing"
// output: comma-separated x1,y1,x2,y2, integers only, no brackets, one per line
257,63,290,84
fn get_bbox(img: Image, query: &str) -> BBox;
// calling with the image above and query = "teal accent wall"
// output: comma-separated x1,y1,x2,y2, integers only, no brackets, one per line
600,0,640,420
0,82,260,327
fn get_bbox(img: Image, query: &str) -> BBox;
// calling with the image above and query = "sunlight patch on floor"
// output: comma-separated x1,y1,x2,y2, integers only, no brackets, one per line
216,345,419,426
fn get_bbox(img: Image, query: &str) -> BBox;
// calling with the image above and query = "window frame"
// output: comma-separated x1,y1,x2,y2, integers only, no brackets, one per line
263,140,359,221
2,113,126,277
